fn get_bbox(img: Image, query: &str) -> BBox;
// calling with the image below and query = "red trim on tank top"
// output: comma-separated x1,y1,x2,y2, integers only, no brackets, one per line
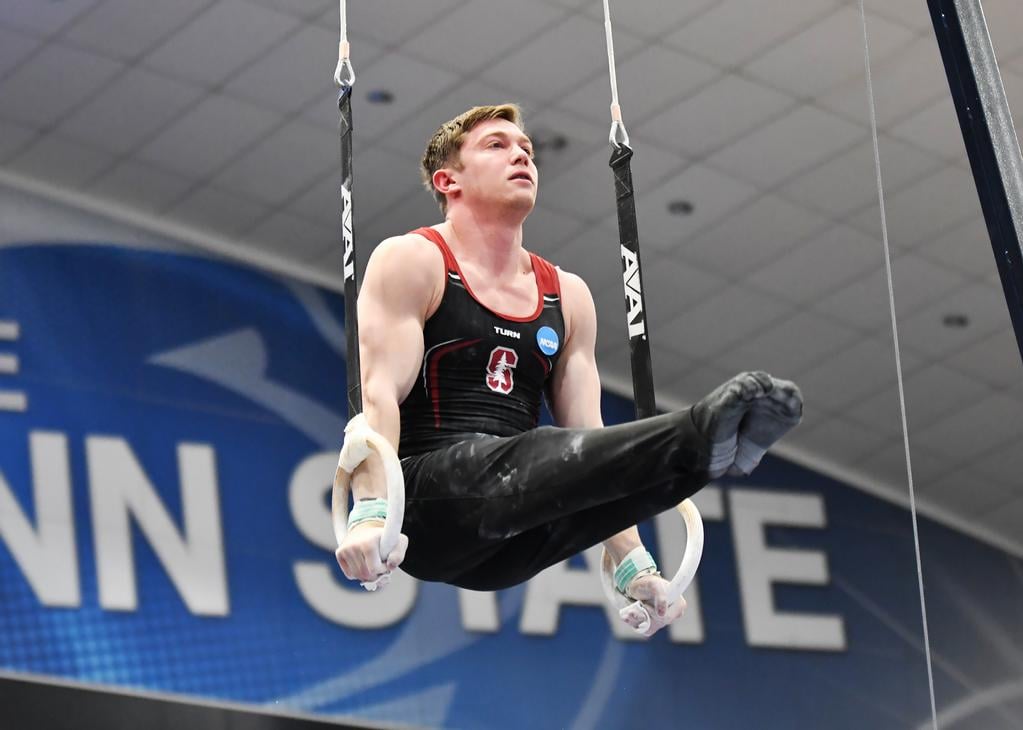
411,227,560,323
427,338,481,427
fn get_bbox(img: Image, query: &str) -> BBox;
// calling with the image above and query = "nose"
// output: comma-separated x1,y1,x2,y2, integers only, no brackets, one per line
511,144,530,166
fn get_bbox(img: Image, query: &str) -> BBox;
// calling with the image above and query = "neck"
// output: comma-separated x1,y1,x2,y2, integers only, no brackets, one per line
442,205,528,275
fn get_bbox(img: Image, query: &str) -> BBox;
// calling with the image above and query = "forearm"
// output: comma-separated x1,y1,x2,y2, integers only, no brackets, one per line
603,526,645,565
349,386,401,501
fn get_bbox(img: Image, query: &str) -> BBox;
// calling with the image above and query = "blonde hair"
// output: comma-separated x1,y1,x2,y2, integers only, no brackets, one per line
420,103,525,213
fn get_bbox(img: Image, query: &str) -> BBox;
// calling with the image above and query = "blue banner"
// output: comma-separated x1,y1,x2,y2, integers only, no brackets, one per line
0,243,1020,729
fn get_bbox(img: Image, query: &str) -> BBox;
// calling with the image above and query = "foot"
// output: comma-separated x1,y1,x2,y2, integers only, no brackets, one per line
729,378,803,476
691,371,774,478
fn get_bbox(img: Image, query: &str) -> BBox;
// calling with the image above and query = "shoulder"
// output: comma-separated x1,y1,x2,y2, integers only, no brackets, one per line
552,267,597,340
363,233,446,315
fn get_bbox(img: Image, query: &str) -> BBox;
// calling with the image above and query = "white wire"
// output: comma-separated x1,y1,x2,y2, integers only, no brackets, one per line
601,0,629,148
334,0,354,87
857,3,938,728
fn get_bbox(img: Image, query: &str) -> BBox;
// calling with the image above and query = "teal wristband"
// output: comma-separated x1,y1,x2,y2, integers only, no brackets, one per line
348,497,388,531
614,548,657,595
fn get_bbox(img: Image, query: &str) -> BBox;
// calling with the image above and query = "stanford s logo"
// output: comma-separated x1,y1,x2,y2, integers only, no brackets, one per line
485,346,518,394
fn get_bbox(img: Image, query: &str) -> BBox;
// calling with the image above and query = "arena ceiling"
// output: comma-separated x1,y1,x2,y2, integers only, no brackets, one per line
1,0,1022,556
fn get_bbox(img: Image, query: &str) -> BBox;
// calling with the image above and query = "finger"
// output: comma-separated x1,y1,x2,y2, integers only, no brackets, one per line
363,545,386,581
335,548,353,580
385,534,409,570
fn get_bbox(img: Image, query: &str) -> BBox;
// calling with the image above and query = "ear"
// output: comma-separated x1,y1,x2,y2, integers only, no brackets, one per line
432,168,459,198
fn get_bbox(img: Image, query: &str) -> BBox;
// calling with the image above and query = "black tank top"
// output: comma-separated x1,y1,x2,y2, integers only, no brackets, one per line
399,227,566,457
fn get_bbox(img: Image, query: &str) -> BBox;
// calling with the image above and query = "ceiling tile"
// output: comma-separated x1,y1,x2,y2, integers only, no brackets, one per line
0,25,40,76
482,15,643,103
165,184,269,236
981,0,1023,59
662,361,742,408
287,170,340,230
634,74,794,158
682,194,831,277
227,24,374,114
781,134,943,219
914,392,1023,463
861,0,933,32
638,255,726,333
400,0,567,74
214,119,336,205
356,189,443,251
1,0,99,36
851,165,982,250
945,327,1023,389
708,104,866,189
855,440,950,491
635,163,759,252
139,95,282,178
549,222,623,291
7,135,114,188
65,0,214,60
0,120,38,163
251,0,333,21
844,363,991,437
557,45,720,129
818,37,948,128
715,311,861,379
247,211,336,261
522,205,588,256
347,145,425,223
747,224,881,305
579,0,716,39
0,43,123,127
542,140,684,221
144,0,300,86
786,415,892,465
917,215,1000,279
319,0,464,45
659,284,793,359
55,67,205,155
815,253,965,332
746,8,913,99
897,282,1015,359
525,107,608,179
920,467,1014,517
90,160,195,212
889,93,965,162
666,0,840,68
339,52,460,145
794,336,920,412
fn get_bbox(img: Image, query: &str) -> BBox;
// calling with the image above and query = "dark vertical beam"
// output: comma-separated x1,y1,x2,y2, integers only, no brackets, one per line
928,0,1023,367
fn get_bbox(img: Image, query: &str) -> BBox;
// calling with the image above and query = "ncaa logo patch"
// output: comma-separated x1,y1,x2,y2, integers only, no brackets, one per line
485,346,518,394
536,326,559,356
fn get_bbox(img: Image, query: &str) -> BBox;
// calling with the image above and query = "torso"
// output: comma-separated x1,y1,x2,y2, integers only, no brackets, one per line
398,227,566,457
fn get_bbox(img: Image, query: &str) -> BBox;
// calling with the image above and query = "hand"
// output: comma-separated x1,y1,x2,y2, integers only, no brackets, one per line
622,573,687,637
335,521,409,583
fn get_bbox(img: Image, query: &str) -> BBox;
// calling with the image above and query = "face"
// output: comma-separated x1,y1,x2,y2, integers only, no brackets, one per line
439,118,538,215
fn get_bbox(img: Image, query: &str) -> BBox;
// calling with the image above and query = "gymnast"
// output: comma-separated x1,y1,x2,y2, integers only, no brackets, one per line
335,104,803,637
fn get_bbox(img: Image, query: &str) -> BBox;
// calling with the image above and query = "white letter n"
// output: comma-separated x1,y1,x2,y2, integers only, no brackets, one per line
87,437,228,616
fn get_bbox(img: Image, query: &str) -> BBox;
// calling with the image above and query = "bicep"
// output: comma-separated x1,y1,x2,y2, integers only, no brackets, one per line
357,238,437,404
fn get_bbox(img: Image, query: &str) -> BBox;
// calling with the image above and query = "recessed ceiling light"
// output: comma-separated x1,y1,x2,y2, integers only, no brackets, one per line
668,200,694,216
366,89,394,104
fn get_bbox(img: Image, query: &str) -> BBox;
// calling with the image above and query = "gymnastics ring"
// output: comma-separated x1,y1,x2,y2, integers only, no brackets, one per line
331,413,405,591
600,498,704,636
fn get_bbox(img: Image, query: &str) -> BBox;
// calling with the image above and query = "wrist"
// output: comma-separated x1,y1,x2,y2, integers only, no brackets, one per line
613,546,659,596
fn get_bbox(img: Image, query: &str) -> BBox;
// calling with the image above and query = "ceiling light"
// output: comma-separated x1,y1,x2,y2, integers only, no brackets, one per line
668,200,694,216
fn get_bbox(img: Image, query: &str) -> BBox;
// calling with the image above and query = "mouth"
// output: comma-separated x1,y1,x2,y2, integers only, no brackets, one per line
509,172,534,184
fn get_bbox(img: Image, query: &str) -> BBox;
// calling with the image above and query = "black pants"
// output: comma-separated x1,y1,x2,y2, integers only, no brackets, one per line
398,408,713,591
